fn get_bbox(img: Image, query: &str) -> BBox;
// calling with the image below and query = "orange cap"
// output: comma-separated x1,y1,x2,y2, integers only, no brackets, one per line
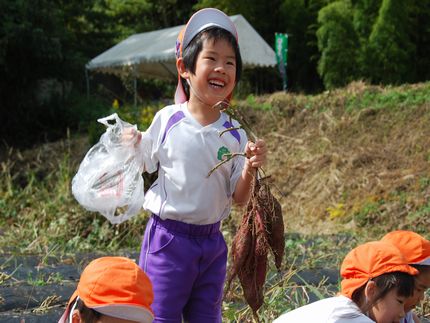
174,8,238,104
381,230,430,266
340,241,418,299
58,257,153,323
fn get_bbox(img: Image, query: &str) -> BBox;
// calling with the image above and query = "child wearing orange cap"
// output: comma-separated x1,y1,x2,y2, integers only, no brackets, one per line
274,241,418,323
58,257,154,323
129,7,267,323
381,230,430,323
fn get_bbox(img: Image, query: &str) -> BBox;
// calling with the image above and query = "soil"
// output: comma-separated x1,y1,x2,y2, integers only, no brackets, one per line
0,251,139,322
0,249,340,322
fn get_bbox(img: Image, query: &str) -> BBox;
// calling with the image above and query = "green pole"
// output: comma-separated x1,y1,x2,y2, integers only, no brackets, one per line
275,33,288,91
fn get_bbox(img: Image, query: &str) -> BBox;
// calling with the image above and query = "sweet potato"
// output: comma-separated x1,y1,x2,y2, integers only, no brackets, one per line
257,182,284,271
225,210,253,292
238,250,267,315
225,176,284,319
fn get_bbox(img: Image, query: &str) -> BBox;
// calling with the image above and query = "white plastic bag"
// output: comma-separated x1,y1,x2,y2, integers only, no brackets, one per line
72,113,145,224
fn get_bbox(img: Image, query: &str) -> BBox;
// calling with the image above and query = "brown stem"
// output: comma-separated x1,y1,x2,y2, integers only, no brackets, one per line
207,152,247,177
219,126,243,137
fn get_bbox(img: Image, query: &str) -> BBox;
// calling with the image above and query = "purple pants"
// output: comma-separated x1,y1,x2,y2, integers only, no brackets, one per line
139,215,227,323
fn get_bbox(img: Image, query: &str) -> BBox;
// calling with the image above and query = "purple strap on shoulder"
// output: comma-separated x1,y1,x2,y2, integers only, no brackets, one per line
161,111,185,144
222,121,241,144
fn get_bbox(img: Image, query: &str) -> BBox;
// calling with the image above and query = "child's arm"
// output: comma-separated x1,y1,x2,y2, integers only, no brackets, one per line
233,139,267,206
122,112,162,174
412,312,421,323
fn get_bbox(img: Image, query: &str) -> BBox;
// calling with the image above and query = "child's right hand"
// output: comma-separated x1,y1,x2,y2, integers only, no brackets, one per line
122,127,142,147
245,139,267,169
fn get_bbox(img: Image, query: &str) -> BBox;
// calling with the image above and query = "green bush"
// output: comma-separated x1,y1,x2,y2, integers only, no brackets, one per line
316,1,360,89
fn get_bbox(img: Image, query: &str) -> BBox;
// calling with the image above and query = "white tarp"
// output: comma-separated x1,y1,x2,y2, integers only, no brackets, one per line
86,15,276,80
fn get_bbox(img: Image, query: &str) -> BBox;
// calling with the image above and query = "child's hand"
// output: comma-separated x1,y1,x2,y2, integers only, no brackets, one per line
122,127,142,147
245,139,267,168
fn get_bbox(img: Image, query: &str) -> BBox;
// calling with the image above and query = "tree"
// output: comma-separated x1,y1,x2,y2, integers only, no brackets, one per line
410,0,430,82
351,0,381,41
278,0,325,92
316,1,359,89
0,0,115,146
364,0,415,84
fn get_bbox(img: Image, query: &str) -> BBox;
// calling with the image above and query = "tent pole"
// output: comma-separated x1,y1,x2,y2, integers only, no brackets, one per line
160,62,177,80
133,66,137,107
134,76,137,107
85,68,90,99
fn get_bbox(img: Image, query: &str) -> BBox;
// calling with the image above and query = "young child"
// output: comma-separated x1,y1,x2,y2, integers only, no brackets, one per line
274,241,418,322
135,7,267,322
58,257,154,323
381,230,430,323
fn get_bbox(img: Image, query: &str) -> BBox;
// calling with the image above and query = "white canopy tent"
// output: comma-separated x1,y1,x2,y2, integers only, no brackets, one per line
85,14,276,103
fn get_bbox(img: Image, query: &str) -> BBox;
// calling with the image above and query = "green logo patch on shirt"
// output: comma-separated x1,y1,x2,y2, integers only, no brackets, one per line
217,146,231,161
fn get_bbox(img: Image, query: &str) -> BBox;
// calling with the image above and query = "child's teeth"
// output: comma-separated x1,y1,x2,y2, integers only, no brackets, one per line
210,80,224,87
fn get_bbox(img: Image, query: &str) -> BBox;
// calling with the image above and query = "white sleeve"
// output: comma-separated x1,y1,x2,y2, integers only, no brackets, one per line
139,112,162,174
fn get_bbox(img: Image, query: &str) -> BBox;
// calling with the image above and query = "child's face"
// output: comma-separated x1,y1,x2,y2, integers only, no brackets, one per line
369,288,406,323
404,269,430,312
188,37,236,107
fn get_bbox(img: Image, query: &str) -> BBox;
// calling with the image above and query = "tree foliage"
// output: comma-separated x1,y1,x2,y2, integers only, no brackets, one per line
278,0,326,92
364,0,415,84
1,0,429,147
0,0,114,146
410,0,430,82
351,0,381,41
316,1,359,89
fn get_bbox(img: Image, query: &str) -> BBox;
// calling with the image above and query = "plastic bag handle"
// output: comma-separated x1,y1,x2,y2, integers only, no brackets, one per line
97,113,123,129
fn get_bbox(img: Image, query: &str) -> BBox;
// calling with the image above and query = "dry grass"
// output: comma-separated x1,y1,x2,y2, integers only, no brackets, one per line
1,81,430,321
237,81,430,239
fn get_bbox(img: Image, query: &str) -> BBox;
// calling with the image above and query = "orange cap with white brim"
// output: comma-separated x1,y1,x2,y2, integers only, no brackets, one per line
381,230,430,266
340,241,418,299
58,256,153,323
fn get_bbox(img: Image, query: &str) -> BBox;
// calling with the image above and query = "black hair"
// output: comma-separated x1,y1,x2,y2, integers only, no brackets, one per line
351,271,415,313
75,298,101,323
180,26,242,100
411,264,430,274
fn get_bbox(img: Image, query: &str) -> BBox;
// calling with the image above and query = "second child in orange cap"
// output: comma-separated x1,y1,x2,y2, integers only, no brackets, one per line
274,241,418,323
381,230,430,323
58,257,154,323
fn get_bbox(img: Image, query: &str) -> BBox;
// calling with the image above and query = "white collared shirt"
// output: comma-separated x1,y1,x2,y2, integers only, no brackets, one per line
141,102,247,225
274,296,374,323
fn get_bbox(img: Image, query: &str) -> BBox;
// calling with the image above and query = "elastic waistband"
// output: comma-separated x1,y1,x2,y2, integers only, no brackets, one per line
150,214,220,237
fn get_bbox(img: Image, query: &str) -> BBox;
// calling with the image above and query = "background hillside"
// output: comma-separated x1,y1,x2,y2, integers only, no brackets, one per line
1,81,430,321
257,81,430,237
2,80,430,251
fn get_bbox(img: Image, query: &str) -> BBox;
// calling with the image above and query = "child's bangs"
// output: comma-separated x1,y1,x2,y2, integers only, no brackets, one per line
376,271,416,298
396,272,416,297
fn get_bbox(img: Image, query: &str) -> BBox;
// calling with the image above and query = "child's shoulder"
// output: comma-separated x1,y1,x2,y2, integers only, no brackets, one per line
153,103,185,121
158,102,183,114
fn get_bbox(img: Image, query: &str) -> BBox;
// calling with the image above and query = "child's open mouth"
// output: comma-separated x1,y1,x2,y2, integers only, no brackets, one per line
209,80,225,88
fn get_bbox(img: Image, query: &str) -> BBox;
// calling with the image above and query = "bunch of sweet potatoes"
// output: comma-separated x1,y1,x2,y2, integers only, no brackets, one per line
225,176,284,318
